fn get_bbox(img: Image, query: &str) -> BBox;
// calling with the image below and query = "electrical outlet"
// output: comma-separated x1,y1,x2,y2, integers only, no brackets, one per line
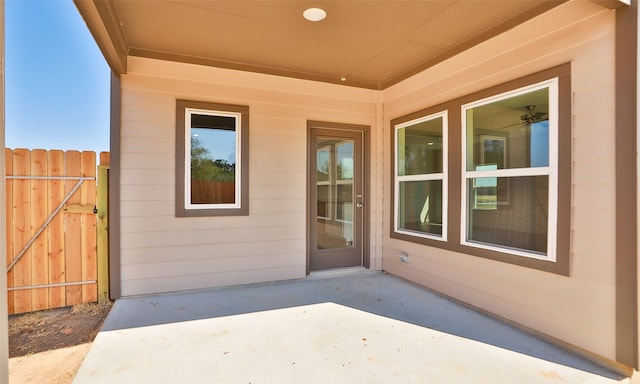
399,252,409,263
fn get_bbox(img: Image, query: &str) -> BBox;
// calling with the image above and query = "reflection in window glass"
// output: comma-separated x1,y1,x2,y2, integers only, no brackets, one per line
317,146,331,220
395,112,446,239
317,185,330,219
189,112,238,205
467,176,548,254
463,80,556,259
399,180,443,236
530,121,549,167
317,147,330,183
336,184,353,222
398,117,444,176
316,138,355,250
465,88,549,172
337,142,354,180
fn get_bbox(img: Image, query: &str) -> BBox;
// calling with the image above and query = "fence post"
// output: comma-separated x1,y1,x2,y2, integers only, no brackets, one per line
96,153,110,303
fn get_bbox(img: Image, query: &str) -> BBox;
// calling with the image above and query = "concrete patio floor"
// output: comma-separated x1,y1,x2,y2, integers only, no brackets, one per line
73,269,630,383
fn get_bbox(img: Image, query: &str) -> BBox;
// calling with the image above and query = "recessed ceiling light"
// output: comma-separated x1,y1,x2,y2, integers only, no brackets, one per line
303,7,326,22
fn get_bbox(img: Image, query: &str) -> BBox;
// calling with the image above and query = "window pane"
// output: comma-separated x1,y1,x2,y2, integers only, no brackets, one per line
398,117,443,176
316,137,356,250
467,176,548,254
399,180,443,236
336,141,354,181
530,121,549,167
465,88,549,171
317,185,330,219
190,114,237,205
336,183,353,222
317,147,330,182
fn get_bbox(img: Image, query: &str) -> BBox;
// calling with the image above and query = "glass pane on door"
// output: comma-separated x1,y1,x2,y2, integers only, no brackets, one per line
316,138,354,250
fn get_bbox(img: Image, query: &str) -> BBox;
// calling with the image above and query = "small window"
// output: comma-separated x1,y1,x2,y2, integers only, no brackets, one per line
462,79,557,260
176,100,249,217
393,111,448,240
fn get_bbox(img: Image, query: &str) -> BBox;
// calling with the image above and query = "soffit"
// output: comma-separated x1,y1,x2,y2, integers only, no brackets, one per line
81,0,565,89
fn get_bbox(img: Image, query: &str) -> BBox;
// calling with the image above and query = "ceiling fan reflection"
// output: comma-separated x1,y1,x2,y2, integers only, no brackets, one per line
499,105,548,129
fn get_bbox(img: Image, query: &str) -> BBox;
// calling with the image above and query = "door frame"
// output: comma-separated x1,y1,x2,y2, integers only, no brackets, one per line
306,121,370,274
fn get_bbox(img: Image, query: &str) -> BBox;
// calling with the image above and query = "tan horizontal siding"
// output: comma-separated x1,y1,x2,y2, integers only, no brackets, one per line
120,200,173,217
251,171,307,186
119,120,174,140
573,159,616,185
121,103,173,124
383,255,615,328
120,225,304,249
119,57,379,296
120,213,304,233
121,265,305,296
121,252,304,280
383,259,616,359
120,239,307,265
120,152,174,169
384,238,615,314
572,208,615,235
381,0,617,360
120,185,174,201
122,74,375,122
574,136,616,162
121,168,174,185
249,199,307,214
573,108,617,139
571,252,616,283
251,157,304,174
120,137,174,155
574,84,616,118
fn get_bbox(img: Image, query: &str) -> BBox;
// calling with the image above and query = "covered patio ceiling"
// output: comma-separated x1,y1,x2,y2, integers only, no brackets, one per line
74,0,574,90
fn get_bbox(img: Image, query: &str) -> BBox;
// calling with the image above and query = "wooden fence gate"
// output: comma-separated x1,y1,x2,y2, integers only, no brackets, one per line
5,149,109,315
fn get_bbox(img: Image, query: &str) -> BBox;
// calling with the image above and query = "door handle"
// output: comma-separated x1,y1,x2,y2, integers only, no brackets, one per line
356,202,363,208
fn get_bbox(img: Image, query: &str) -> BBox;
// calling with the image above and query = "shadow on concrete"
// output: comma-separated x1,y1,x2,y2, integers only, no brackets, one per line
99,270,624,380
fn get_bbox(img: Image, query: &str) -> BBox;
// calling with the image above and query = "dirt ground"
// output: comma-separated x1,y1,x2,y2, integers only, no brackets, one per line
8,302,112,384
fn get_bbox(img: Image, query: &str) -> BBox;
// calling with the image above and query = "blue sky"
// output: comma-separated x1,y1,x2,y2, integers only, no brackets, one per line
5,0,110,154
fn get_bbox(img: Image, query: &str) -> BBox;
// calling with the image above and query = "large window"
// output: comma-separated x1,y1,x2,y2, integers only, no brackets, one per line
176,100,249,217
462,80,557,260
393,111,447,240
390,64,571,274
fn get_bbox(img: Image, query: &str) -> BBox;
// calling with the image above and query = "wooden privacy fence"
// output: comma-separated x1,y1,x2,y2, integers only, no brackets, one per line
191,180,235,204
6,149,110,315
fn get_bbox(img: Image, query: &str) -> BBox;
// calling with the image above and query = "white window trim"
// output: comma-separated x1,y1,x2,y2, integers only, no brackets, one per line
394,110,448,241
460,78,559,261
184,107,243,211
